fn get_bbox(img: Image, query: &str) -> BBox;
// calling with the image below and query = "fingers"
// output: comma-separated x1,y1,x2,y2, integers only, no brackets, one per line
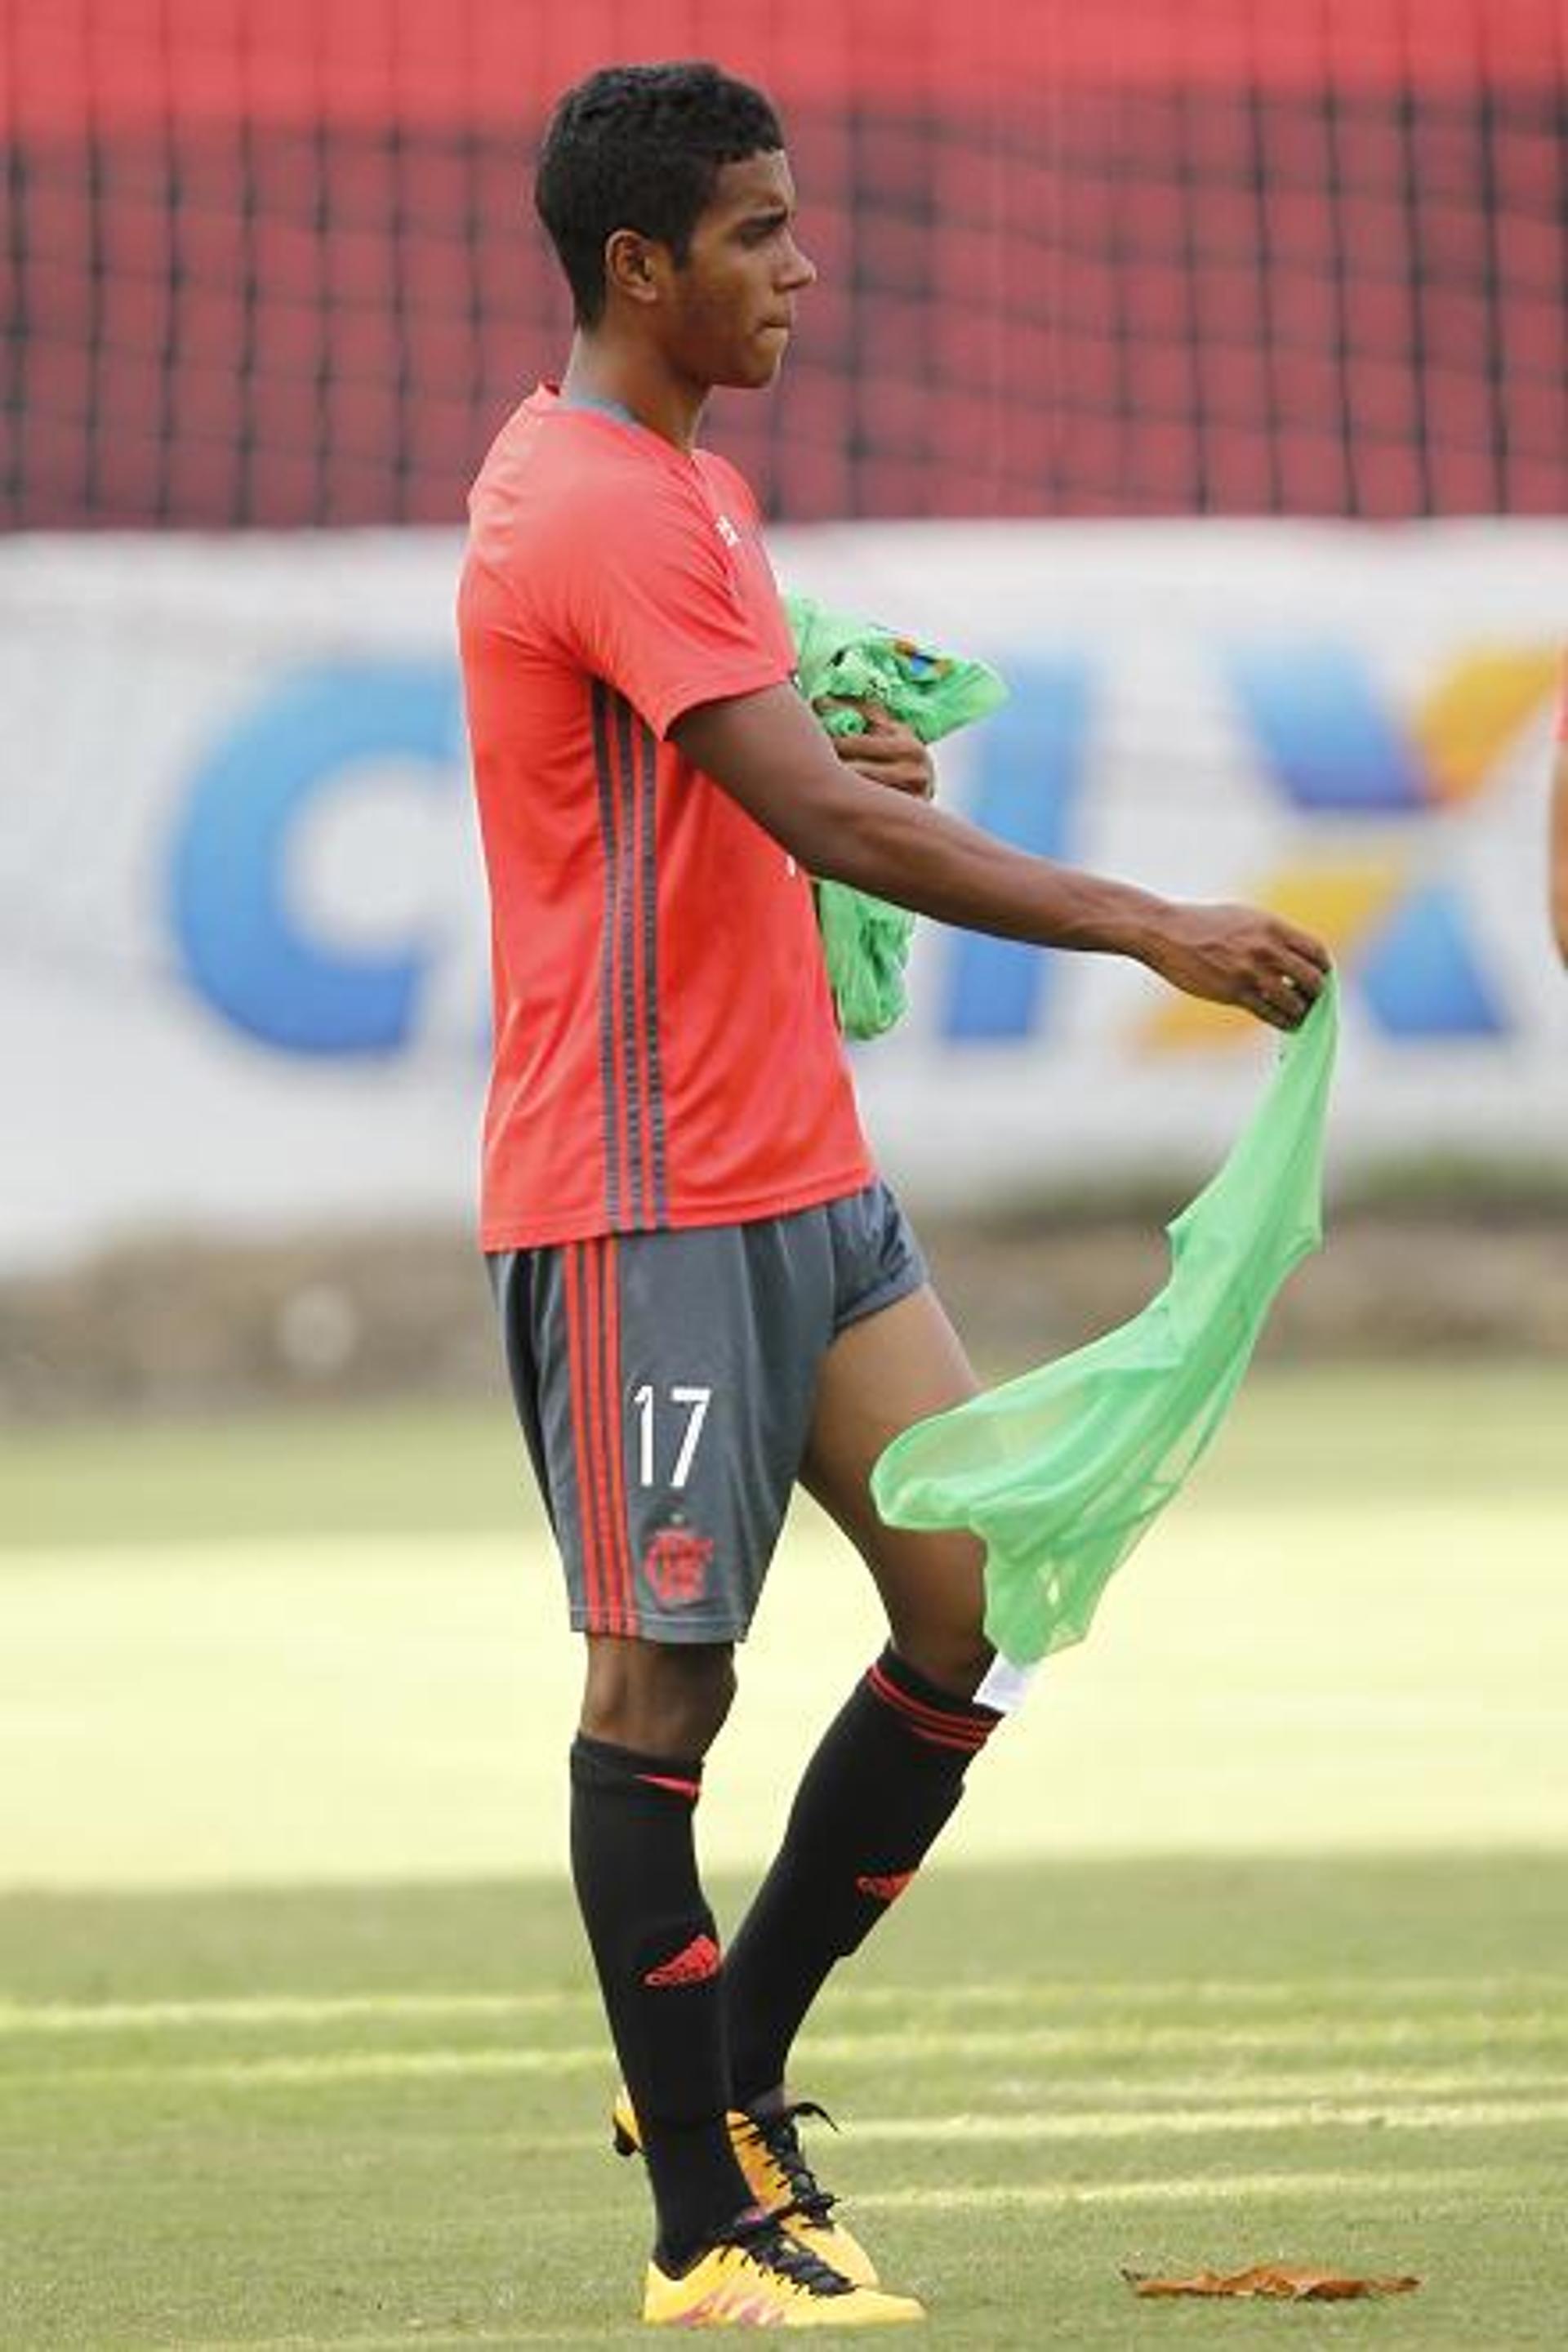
1273,949,1328,1004
831,719,935,800
1160,902,1332,1027
831,724,912,766
1247,969,1316,1029
1253,918,1333,1020
831,728,893,764
816,693,892,734
1282,921,1334,973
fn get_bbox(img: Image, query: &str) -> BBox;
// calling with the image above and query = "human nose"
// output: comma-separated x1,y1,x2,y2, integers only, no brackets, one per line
779,234,817,292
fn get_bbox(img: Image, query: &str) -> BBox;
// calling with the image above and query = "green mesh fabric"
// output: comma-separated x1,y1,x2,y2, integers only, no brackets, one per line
786,591,1008,1040
871,974,1339,1665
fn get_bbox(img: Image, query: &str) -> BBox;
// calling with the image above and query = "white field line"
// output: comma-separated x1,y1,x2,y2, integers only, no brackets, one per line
837,2096,1568,2140
5,1973,1566,2036
21,2040,1568,2100
853,2163,1538,2215
813,1974,1568,2011
0,1990,590,2035
520,2095,1568,2152
27,2045,608,2087
518,2065,1568,2123
813,2016,1568,2063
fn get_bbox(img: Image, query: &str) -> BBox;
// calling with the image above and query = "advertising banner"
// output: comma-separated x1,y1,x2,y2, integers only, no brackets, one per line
3,523,1564,1269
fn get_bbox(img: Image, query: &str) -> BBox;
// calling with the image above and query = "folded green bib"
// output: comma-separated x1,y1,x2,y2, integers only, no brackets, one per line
786,592,1008,1040
872,974,1339,1668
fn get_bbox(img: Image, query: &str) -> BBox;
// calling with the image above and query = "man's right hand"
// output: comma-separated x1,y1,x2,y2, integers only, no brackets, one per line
1140,902,1332,1030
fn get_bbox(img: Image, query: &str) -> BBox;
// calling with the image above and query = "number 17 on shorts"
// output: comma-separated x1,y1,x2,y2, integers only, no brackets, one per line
493,1223,826,1645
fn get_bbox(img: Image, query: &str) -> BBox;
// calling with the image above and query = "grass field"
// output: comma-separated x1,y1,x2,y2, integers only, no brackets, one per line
3,1365,1566,2346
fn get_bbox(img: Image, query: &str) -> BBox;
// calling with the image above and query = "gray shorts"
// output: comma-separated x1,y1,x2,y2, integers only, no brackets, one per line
488,1181,926,1644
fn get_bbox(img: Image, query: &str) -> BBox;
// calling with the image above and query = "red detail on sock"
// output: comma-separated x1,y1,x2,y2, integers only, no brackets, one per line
856,1870,915,1904
643,1931,723,1988
866,1661,996,1749
636,1772,702,1802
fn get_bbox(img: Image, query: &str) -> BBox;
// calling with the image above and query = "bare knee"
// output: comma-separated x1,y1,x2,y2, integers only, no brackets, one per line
580,1635,737,1759
884,1608,994,1704
866,1529,995,1700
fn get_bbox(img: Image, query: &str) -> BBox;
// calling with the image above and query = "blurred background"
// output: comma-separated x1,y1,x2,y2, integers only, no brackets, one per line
2,0,1566,1880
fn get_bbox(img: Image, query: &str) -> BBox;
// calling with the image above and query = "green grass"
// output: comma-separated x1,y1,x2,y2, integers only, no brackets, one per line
0,1398,533,1552
3,1860,1566,2347
2,1369,1567,2343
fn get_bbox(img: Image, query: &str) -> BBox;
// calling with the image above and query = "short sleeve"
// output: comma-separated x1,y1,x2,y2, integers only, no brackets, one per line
554,467,792,739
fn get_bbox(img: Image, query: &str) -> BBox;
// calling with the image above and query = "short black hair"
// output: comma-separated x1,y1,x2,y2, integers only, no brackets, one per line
535,62,784,327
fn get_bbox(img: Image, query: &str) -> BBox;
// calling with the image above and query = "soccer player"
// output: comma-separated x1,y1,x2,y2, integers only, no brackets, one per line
458,60,1331,2330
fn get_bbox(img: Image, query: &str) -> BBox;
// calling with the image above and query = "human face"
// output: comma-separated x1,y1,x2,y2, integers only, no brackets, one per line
660,150,817,390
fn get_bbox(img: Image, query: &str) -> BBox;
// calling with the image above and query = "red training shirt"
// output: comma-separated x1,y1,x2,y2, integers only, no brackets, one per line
458,385,873,1250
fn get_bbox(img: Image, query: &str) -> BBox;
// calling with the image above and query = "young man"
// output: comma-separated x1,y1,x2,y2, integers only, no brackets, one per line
459,60,1330,2330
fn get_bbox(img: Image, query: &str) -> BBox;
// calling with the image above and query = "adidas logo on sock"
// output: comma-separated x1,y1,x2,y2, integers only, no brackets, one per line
855,1871,915,1904
643,1932,722,1987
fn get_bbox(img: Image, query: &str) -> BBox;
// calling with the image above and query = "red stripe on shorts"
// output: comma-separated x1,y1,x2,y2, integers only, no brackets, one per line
599,1236,639,1636
561,1244,604,1630
578,1238,622,1635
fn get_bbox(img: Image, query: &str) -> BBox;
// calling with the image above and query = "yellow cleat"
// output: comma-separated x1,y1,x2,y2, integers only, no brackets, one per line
612,2090,880,2288
643,2215,924,2328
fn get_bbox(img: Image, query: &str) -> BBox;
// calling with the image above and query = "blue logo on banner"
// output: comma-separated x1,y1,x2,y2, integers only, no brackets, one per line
170,664,460,1054
944,661,1090,1040
168,642,1539,1057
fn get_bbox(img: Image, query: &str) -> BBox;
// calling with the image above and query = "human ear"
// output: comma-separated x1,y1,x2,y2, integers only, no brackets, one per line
604,228,663,308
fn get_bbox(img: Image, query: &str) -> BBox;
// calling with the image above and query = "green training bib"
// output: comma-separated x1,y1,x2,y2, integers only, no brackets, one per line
872,975,1339,1668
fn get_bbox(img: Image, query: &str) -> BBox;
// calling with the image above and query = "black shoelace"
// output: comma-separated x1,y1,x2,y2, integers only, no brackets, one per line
746,2099,840,2225
728,2208,854,2297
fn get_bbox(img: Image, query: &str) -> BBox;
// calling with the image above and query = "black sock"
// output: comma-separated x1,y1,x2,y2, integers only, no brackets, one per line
569,1733,754,2271
723,1647,1000,2109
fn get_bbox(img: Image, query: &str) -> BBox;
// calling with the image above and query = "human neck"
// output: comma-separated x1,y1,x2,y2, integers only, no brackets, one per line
559,334,707,453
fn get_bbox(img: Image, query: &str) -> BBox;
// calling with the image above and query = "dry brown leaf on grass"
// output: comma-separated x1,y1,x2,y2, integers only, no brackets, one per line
1123,2262,1421,2301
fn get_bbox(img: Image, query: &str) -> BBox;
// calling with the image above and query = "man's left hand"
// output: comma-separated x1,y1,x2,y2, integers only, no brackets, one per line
827,701,935,799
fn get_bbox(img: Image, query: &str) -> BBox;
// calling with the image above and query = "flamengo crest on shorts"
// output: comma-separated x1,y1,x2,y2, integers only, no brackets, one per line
641,1522,716,1608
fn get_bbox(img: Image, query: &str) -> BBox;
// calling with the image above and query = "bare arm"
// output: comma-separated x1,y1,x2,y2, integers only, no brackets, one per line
675,681,1330,1027
1552,745,1568,966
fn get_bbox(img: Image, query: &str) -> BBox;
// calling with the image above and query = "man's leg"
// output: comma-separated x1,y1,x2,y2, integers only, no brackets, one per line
491,1240,766,2274
570,1634,757,2274
572,1629,925,2324
494,1225,929,2318
723,1283,1000,2110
